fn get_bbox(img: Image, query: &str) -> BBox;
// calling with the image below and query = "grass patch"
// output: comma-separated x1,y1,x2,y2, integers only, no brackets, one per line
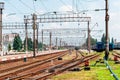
106,60,120,79
52,63,115,80
52,71,97,80
52,52,120,80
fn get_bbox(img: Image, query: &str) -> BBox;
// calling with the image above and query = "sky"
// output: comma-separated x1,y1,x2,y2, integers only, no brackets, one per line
1,0,120,44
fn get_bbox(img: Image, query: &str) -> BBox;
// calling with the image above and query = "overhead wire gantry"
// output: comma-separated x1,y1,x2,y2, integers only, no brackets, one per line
3,12,91,57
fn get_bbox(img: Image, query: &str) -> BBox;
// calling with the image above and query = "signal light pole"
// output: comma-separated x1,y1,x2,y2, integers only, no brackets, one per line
49,32,52,50
0,2,4,54
24,15,28,54
105,0,109,60
42,30,43,51
56,37,58,49
88,21,90,54
32,13,37,57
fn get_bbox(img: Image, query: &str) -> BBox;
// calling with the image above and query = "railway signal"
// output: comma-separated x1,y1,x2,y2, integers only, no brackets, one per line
114,56,118,61
84,60,90,70
85,60,89,67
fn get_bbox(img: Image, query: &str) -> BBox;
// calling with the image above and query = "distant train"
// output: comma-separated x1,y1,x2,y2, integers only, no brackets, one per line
114,43,120,49
92,42,114,52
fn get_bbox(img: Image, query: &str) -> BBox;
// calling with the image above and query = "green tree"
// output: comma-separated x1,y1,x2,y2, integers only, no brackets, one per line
101,33,105,43
111,37,114,43
101,33,111,43
86,36,97,45
38,42,43,50
8,43,11,51
91,37,97,45
35,39,38,48
13,35,22,51
24,38,33,51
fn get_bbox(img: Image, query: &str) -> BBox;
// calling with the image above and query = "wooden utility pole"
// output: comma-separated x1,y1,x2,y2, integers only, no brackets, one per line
49,32,52,50
24,15,28,53
42,30,43,51
88,21,91,53
0,2,4,52
56,37,58,49
60,38,62,49
32,13,37,57
36,24,38,53
105,0,109,60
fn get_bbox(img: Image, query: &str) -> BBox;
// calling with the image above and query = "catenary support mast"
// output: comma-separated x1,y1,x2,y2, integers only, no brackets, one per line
105,0,109,60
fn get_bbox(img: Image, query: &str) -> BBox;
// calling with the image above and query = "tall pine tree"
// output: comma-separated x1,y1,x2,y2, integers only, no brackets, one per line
101,33,105,43
111,37,114,43
13,35,22,51
86,36,97,45
24,38,33,51
8,43,11,51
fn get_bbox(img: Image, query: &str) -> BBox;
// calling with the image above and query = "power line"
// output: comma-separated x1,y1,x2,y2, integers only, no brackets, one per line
58,0,72,11
19,0,34,11
33,0,36,12
19,0,38,14
76,0,79,12
77,0,86,11
39,0,48,12
72,0,80,12
72,0,74,11
82,0,99,2
33,0,48,13
3,0,23,14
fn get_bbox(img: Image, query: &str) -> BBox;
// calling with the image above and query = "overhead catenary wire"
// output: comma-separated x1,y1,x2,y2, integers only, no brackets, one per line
76,0,78,12
3,0,23,14
38,0,48,12
72,0,81,12
81,0,99,2
4,0,34,15
58,0,72,11
19,0,34,12
33,0,36,13
19,0,39,14
72,0,74,12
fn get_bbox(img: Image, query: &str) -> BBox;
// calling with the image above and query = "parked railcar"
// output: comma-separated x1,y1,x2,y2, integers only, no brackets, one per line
114,43,120,50
109,43,114,51
96,42,105,52
92,42,114,52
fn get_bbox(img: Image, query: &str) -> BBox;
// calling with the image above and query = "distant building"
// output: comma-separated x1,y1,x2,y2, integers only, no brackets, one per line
3,33,18,43
2,33,19,51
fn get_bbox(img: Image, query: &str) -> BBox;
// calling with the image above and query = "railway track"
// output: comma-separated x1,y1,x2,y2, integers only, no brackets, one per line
112,51,120,58
0,50,68,79
0,51,67,72
0,51,66,72
27,54,100,80
5,52,100,80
